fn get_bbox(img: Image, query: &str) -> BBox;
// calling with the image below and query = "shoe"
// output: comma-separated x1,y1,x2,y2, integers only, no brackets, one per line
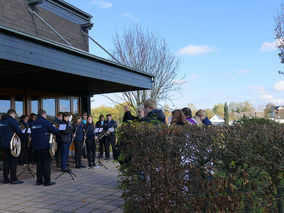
87,164,92,169
75,165,81,169
11,180,24,184
44,182,56,186
61,169,67,172
36,181,43,186
80,165,86,168
3,179,10,184
98,155,103,158
105,157,110,160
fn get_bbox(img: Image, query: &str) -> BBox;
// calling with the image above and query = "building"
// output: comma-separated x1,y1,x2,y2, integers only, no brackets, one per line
210,114,225,125
0,0,152,118
0,0,152,164
271,106,284,123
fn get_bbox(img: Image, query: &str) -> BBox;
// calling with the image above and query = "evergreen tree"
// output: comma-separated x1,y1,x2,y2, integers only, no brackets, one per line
224,102,229,124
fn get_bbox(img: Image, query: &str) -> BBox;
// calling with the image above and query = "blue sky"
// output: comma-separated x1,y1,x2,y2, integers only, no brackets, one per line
67,0,284,110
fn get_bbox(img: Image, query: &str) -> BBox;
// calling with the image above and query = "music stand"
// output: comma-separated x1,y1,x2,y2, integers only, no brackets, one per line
95,157,108,170
18,163,36,178
55,169,76,182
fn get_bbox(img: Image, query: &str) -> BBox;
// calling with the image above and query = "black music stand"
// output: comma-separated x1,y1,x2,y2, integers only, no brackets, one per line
95,157,108,170
18,163,36,178
55,169,76,182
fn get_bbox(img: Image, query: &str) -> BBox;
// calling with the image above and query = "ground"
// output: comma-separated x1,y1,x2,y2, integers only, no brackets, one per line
0,158,123,213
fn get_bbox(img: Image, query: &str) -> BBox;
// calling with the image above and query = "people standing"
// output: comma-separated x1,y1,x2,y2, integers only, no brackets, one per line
103,114,117,160
53,112,63,167
18,115,29,166
95,115,105,158
72,116,85,168
143,98,166,124
85,116,96,168
0,109,23,184
31,109,58,186
122,105,135,123
58,112,73,172
195,110,212,126
81,112,88,158
182,107,198,125
171,109,187,125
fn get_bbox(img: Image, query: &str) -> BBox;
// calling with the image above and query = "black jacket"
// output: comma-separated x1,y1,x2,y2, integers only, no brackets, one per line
58,120,73,144
144,109,166,124
123,111,135,123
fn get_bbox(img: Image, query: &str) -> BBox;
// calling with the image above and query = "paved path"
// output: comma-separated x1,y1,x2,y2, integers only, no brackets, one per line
0,160,123,213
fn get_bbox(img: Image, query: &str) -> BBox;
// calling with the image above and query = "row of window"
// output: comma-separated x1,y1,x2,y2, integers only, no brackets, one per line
0,96,78,117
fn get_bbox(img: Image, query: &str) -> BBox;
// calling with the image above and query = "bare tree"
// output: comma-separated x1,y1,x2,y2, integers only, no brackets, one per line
275,5,284,76
107,25,180,110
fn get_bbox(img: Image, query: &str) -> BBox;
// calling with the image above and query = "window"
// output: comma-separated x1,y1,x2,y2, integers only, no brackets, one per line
15,96,24,117
72,98,78,114
59,99,71,112
0,95,11,114
31,96,39,114
42,98,55,118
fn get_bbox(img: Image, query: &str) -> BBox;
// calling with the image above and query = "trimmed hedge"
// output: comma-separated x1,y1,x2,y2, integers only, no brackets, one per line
118,119,284,213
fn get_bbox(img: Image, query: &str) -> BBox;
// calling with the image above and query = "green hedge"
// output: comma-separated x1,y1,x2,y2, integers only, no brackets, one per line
118,119,284,213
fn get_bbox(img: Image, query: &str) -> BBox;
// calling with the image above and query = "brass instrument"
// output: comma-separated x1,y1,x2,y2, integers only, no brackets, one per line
10,133,21,157
49,123,58,158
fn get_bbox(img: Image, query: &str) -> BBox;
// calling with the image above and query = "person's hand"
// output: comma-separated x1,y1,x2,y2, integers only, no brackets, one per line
95,136,98,140
84,136,87,140
106,131,110,135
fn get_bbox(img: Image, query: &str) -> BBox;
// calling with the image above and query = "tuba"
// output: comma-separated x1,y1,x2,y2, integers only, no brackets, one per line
10,133,21,157
49,133,57,158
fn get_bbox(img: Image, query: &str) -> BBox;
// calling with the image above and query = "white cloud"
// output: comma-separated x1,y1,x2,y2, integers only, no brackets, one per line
172,79,187,85
90,0,112,8
178,45,217,56
121,13,140,22
261,39,284,52
274,80,284,91
235,69,250,75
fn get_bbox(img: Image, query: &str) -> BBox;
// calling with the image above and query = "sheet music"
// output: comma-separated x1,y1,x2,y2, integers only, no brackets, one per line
27,128,31,134
109,127,115,132
22,128,26,134
59,124,67,130
94,128,103,133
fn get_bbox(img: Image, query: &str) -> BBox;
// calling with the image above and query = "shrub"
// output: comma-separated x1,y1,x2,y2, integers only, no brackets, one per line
118,121,284,213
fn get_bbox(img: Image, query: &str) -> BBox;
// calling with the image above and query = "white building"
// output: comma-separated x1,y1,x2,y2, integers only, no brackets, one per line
210,114,225,125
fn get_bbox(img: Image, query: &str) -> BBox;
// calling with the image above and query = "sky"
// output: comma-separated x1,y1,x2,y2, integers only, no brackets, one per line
67,0,284,110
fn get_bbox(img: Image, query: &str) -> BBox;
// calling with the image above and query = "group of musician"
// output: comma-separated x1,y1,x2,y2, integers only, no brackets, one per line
0,109,117,186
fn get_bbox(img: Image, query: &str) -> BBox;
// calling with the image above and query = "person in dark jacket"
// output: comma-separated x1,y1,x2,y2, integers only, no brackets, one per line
31,109,58,186
122,105,135,123
103,114,117,160
18,115,29,166
53,112,63,167
72,116,85,168
84,116,96,168
95,114,106,158
58,112,73,172
81,112,88,159
143,98,166,124
0,109,23,184
195,109,212,126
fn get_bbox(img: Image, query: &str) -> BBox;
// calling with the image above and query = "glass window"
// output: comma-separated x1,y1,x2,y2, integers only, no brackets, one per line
72,99,78,114
42,98,55,118
15,96,24,117
59,99,71,112
0,95,11,114
31,96,39,114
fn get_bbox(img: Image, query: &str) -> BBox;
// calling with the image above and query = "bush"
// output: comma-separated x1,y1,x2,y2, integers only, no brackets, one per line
118,120,284,212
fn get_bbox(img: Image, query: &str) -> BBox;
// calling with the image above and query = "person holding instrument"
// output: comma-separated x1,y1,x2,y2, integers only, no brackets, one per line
0,109,23,184
58,112,73,172
72,116,85,169
31,109,58,186
84,115,96,168
18,115,29,166
103,114,117,160
95,114,105,158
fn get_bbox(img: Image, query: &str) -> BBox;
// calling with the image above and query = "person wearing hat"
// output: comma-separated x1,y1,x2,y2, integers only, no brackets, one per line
58,112,73,172
103,114,117,160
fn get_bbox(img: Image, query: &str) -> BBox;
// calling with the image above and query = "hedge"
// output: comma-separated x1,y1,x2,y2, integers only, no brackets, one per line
118,119,284,213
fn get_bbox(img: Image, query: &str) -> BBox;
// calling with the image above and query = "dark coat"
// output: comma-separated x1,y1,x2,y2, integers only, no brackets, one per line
72,122,84,142
95,120,105,136
203,117,212,125
19,120,29,143
0,114,22,149
123,111,135,123
103,120,117,135
84,123,95,139
31,116,58,151
144,109,166,124
58,120,73,144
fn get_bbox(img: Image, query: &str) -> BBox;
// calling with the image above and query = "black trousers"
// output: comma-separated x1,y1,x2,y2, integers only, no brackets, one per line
99,138,105,157
55,141,62,166
2,149,18,182
74,141,83,167
35,149,51,184
19,139,28,165
86,138,96,165
105,134,116,159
